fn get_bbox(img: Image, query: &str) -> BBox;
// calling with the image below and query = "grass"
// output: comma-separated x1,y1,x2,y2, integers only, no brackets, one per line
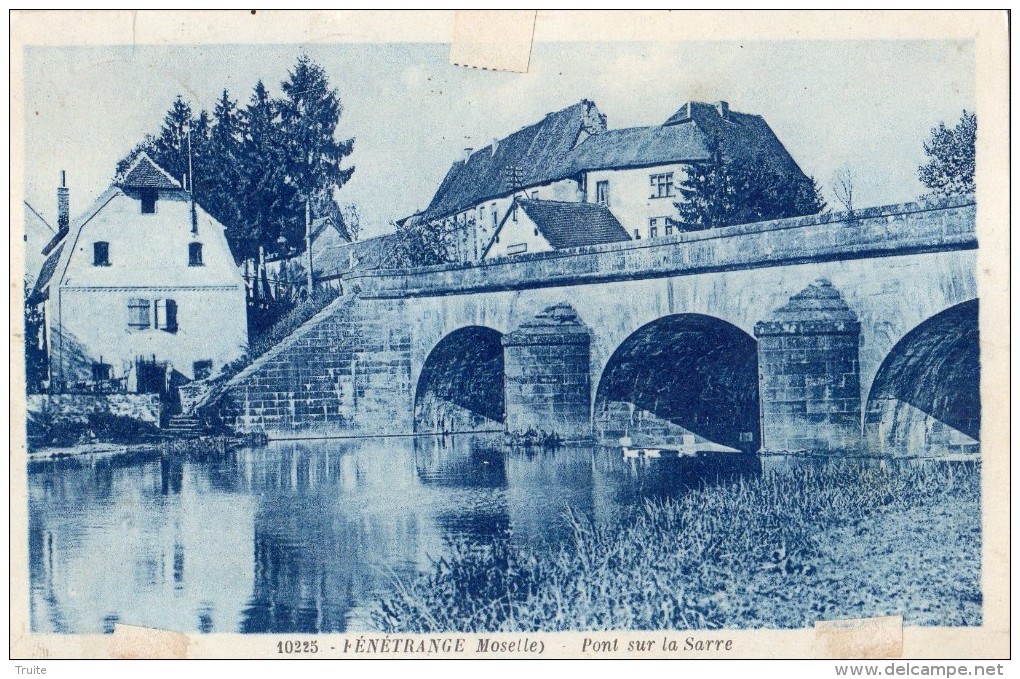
371,460,981,632
218,286,341,383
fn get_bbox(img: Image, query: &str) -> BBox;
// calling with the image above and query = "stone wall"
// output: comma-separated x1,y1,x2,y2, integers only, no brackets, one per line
755,280,862,454
348,197,975,299
206,197,977,455
206,295,413,438
502,303,592,440
27,393,162,426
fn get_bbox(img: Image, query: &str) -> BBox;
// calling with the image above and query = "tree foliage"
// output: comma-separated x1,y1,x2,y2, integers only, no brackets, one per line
117,56,356,263
918,110,976,198
673,137,825,231
384,219,455,268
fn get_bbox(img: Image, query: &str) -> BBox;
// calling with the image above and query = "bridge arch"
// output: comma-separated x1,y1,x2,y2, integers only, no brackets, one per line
413,326,506,434
594,313,760,453
864,299,979,456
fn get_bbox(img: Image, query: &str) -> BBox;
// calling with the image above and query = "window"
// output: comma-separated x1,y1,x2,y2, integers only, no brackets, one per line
507,243,528,255
140,190,157,214
128,298,151,329
649,218,658,238
649,172,675,199
530,191,538,199
633,229,641,240
491,203,497,228
595,180,610,206
665,222,674,236
92,361,112,381
93,241,110,266
188,242,204,266
193,360,213,381
155,299,178,333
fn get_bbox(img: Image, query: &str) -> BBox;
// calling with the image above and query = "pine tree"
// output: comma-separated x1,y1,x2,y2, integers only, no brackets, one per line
238,80,299,261
203,90,248,261
673,135,825,231
151,96,193,187
116,58,357,266
278,55,356,246
918,110,976,198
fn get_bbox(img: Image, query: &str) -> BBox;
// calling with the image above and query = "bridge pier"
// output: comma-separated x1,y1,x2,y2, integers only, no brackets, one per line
502,303,592,441
755,279,863,454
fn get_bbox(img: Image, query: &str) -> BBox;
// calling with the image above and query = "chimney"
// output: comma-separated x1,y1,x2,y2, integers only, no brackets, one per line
715,101,729,118
57,170,69,232
462,147,473,162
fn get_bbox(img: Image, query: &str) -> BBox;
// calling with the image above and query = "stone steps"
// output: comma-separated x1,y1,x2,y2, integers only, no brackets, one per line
165,415,205,437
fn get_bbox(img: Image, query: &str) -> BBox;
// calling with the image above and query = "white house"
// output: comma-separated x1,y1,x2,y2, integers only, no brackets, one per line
30,154,248,392
411,99,814,261
482,199,630,260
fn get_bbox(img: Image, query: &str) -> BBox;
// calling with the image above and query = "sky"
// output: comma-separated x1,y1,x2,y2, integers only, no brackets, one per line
22,40,974,239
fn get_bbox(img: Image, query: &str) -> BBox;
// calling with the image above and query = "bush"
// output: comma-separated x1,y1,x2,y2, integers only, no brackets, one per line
27,410,161,449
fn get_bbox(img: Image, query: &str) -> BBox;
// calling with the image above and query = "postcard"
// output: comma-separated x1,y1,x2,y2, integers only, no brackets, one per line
9,10,1009,660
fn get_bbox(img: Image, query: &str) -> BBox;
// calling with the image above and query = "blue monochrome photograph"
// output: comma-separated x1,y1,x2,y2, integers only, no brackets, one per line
17,28,989,645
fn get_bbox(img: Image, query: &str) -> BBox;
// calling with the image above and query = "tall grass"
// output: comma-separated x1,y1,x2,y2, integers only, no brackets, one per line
372,460,980,632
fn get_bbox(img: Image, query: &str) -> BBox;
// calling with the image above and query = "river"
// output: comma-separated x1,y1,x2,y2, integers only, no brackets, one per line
28,434,762,634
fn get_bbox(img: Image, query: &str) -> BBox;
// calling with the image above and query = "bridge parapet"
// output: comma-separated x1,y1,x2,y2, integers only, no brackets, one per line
347,196,975,298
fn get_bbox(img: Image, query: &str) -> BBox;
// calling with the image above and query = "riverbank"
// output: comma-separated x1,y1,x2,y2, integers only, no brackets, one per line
372,460,980,632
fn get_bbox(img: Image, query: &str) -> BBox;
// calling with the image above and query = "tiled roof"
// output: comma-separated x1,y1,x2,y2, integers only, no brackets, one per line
119,152,182,190
419,100,809,223
421,100,602,221
516,199,631,250
312,234,400,280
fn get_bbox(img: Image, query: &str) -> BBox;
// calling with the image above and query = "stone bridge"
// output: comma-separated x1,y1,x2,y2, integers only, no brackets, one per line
206,196,979,456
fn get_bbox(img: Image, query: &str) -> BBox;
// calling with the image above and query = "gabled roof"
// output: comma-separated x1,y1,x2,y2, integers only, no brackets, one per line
41,186,120,256
419,99,809,223
486,199,630,256
421,100,604,222
119,152,182,190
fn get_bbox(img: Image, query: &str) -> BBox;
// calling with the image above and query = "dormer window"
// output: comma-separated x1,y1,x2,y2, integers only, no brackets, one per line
188,242,204,266
93,242,110,266
140,190,157,214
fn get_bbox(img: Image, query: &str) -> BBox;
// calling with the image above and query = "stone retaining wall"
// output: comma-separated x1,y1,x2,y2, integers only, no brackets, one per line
27,393,162,426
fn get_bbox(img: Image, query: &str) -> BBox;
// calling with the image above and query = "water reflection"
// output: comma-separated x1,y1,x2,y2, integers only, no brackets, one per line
29,434,761,634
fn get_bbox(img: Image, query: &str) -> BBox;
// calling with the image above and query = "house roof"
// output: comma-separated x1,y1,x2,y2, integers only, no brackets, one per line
119,152,182,190
513,199,631,251
29,242,63,304
420,100,604,222
419,99,808,223
311,233,400,280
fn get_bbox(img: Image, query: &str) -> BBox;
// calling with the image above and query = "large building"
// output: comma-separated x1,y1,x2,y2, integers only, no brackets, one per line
30,154,248,393
414,99,814,262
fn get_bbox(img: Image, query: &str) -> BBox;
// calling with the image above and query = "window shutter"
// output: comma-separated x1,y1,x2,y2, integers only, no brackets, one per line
165,299,178,333
128,299,150,328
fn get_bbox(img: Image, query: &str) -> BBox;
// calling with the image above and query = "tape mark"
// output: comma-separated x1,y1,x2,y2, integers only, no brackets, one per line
450,10,536,73
110,623,190,659
815,615,903,659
